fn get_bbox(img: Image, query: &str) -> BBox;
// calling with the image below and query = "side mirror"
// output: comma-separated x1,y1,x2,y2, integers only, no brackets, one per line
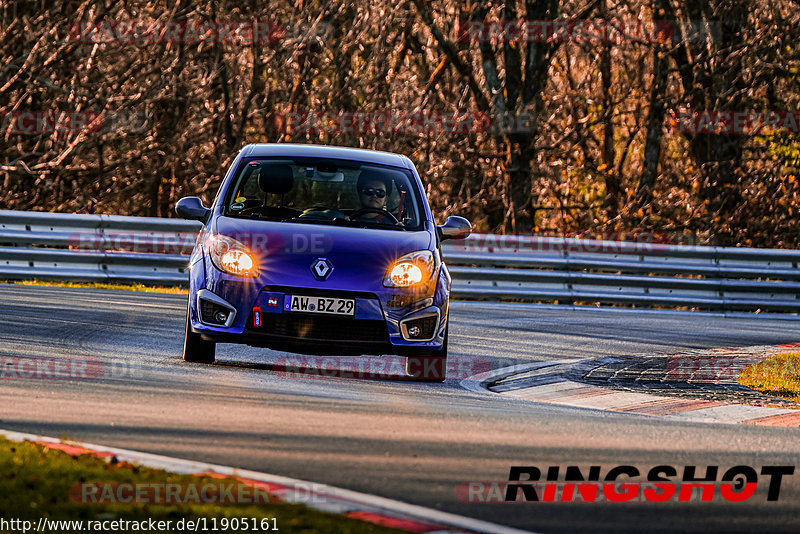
176,196,211,222
437,216,472,241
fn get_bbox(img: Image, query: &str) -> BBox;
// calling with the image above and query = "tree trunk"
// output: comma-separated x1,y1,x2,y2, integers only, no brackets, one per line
637,0,671,207
599,0,619,220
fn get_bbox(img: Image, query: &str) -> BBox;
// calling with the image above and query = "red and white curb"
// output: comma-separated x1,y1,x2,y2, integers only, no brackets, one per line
0,429,533,534
461,345,800,427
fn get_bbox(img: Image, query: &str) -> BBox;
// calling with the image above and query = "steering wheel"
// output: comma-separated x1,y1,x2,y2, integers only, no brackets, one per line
349,208,400,225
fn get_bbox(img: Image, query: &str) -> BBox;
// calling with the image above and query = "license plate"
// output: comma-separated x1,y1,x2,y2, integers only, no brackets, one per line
284,295,355,316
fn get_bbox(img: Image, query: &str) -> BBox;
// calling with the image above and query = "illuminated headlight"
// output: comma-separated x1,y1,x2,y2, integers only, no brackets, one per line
384,250,435,288
204,234,259,277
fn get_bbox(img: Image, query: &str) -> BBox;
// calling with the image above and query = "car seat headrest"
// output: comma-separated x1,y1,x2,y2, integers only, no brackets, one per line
258,164,294,195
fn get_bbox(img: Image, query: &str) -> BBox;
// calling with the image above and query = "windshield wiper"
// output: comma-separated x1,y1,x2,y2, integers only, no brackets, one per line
345,219,406,230
284,216,351,225
283,216,406,230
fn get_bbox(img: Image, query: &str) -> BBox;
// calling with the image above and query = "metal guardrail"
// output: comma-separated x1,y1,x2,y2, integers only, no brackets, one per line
1,209,799,313
0,210,200,285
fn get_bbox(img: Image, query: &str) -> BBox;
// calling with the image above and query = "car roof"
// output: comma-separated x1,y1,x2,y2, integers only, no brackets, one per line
242,144,413,169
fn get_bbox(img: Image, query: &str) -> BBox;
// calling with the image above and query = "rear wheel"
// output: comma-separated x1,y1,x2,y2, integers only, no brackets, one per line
404,325,448,382
183,306,216,364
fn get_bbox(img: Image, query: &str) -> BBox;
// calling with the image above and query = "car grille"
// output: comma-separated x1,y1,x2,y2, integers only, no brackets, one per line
252,313,389,343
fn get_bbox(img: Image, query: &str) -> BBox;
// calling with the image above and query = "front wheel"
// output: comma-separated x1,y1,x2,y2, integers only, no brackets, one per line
183,306,216,364
404,326,448,382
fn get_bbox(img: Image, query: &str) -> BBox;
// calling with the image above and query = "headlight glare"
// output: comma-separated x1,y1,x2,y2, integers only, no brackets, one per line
221,250,255,276
389,263,423,286
204,234,259,277
384,250,435,287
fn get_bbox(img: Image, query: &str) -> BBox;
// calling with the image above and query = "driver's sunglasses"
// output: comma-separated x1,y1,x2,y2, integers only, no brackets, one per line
359,187,386,198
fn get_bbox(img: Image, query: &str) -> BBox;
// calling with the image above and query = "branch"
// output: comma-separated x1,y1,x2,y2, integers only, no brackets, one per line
472,4,507,117
410,0,491,111
503,2,522,113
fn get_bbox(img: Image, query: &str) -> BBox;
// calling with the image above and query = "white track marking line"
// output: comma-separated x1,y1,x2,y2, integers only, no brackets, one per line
0,428,536,534
459,362,567,395
665,405,798,424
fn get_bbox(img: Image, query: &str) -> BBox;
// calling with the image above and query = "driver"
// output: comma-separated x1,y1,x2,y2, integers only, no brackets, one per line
355,171,392,219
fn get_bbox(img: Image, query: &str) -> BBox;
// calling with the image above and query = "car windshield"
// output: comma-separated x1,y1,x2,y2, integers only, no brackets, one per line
224,158,424,230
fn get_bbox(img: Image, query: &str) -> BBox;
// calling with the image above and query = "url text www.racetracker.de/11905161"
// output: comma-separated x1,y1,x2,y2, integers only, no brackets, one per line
0,517,279,533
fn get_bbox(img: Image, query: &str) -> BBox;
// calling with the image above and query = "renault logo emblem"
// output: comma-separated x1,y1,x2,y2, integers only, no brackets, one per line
311,258,333,280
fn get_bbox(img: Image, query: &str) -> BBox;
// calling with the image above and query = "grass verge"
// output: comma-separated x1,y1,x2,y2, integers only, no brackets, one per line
0,436,399,533
738,352,800,403
0,280,188,294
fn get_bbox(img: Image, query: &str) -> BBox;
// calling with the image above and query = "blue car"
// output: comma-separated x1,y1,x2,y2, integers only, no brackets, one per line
176,144,471,381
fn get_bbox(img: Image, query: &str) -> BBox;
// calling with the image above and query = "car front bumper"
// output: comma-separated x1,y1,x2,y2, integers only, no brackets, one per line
189,269,449,355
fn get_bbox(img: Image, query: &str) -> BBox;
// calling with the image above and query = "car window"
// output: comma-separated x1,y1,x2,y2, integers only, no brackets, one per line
225,158,424,230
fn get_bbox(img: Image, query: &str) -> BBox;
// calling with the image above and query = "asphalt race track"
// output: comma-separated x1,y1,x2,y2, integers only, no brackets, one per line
1,284,799,533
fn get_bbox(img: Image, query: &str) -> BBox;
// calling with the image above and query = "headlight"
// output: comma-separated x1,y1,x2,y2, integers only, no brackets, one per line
204,234,259,277
384,250,436,287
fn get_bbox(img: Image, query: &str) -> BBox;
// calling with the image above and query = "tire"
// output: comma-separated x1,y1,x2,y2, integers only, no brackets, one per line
183,306,216,364
404,325,448,382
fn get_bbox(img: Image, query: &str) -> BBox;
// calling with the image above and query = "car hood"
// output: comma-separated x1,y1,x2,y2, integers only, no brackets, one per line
213,216,433,291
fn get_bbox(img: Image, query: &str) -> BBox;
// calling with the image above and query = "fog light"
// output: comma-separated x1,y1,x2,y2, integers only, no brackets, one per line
198,292,236,327
399,313,439,342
